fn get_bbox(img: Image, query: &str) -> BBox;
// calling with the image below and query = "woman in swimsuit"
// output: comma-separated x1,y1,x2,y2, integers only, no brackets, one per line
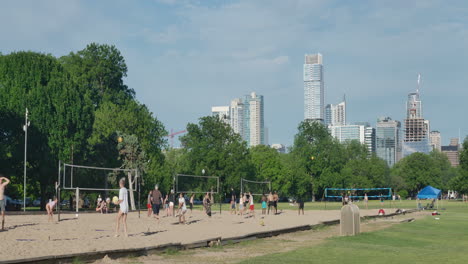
46,197,58,222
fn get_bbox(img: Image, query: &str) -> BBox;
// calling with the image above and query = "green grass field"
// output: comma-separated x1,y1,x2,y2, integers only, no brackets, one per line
242,201,468,264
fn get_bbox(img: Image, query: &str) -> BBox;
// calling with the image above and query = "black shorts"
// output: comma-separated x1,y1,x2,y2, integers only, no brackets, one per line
152,203,161,215
299,202,304,209
190,203,193,210
268,201,273,207
273,201,277,208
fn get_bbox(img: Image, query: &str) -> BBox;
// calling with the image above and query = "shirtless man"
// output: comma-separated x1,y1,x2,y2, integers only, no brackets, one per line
267,191,274,215
0,175,10,230
273,191,279,214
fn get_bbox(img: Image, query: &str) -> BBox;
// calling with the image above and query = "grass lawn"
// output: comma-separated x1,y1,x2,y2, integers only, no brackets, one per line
242,202,468,264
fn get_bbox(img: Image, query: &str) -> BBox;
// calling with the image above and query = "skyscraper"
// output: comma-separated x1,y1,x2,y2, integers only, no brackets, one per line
376,117,402,167
325,97,346,126
243,92,265,147
403,75,431,157
229,98,244,138
304,53,324,122
430,131,441,151
211,106,230,124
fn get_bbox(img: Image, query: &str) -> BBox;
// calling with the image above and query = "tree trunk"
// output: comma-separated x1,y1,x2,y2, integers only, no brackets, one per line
127,171,136,210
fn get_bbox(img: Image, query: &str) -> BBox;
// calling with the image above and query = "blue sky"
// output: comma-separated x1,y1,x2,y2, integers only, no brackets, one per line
1,0,467,147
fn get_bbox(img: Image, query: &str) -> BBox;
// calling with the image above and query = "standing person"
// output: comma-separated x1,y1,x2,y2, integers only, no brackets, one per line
261,193,267,215
114,178,129,237
379,193,384,207
0,176,11,230
204,192,212,217
297,196,304,215
249,192,255,218
243,193,248,214
97,195,102,208
364,193,369,209
178,193,187,224
151,185,163,223
169,189,175,217
46,197,58,222
146,191,152,217
267,191,274,215
273,191,279,214
164,194,170,216
238,193,244,216
230,188,237,215
189,193,194,213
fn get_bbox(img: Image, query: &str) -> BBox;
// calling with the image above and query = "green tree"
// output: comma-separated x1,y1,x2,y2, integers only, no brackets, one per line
250,145,283,192
179,116,253,195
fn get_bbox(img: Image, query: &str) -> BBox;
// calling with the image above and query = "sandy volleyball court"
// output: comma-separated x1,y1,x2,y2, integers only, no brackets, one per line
1,208,382,262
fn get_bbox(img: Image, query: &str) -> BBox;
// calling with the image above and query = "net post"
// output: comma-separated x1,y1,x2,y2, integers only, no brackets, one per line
58,160,61,222
137,169,140,219
75,187,79,215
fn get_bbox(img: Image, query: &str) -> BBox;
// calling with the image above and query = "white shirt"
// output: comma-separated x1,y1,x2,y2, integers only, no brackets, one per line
250,197,254,206
119,187,129,213
178,197,186,211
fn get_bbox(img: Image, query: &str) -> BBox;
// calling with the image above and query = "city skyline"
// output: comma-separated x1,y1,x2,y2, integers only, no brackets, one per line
1,1,467,147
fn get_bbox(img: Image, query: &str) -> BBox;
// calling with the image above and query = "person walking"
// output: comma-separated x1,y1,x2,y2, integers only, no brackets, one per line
151,185,163,223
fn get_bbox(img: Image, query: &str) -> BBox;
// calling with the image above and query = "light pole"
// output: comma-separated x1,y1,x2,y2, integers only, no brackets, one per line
310,156,315,202
23,108,30,212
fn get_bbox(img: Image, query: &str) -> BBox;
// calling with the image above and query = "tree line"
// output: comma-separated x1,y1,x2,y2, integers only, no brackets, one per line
1,44,467,208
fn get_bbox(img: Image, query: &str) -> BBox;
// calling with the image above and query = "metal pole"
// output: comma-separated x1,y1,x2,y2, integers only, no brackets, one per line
23,108,29,212
137,169,141,219
58,160,61,222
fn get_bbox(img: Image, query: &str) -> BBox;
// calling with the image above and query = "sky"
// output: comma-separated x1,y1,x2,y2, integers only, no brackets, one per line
1,0,467,147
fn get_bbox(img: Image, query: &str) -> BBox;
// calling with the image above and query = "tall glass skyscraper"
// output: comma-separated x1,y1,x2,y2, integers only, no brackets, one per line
304,53,324,122
376,117,402,167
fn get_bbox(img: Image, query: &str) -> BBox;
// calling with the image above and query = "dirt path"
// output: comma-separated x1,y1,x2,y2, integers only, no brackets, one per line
95,211,427,264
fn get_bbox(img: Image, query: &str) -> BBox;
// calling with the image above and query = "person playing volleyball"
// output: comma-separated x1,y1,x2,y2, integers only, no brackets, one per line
46,197,58,222
114,178,129,237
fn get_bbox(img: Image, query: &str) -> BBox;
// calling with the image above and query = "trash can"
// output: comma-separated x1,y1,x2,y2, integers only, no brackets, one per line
340,204,360,236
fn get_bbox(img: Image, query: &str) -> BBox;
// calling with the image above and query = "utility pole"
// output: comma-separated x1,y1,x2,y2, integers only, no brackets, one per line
23,108,30,212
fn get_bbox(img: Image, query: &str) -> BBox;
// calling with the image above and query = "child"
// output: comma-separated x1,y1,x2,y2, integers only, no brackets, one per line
297,197,304,215
239,194,244,216
147,191,152,217
189,193,194,213
46,197,58,222
261,194,267,215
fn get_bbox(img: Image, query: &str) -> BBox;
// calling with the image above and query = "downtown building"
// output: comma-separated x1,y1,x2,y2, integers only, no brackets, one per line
325,97,346,126
442,138,461,167
430,131,442,151
376,117,402,167
402,87,431,157
328,122,375,155
304,53,324,122
212,92,265,147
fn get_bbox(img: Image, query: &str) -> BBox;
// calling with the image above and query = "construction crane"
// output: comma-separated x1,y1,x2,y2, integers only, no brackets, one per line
166,129,187,148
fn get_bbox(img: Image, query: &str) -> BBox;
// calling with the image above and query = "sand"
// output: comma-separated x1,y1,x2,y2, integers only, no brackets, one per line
0,208,382,262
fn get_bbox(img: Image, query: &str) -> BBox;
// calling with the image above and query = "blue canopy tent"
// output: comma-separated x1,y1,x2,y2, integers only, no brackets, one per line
417,186,441,199
417,186,441,209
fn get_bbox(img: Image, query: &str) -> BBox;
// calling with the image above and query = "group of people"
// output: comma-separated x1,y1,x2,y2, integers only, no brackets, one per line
146,185,196,225
95,195,111,214
228,189,281,217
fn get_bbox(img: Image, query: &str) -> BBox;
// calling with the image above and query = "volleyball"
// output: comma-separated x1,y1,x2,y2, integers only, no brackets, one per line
117,136,123,143
112,196,119,204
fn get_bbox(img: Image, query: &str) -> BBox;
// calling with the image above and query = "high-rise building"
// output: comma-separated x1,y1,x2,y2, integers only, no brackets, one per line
376,117,402,167
243,92,265,147
325,98,346,126
442,138,460,167
304,53,324,122
229,98,244,138
402,84,431,157
329,124,365,144
211,106,230,124
430,131,442,151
